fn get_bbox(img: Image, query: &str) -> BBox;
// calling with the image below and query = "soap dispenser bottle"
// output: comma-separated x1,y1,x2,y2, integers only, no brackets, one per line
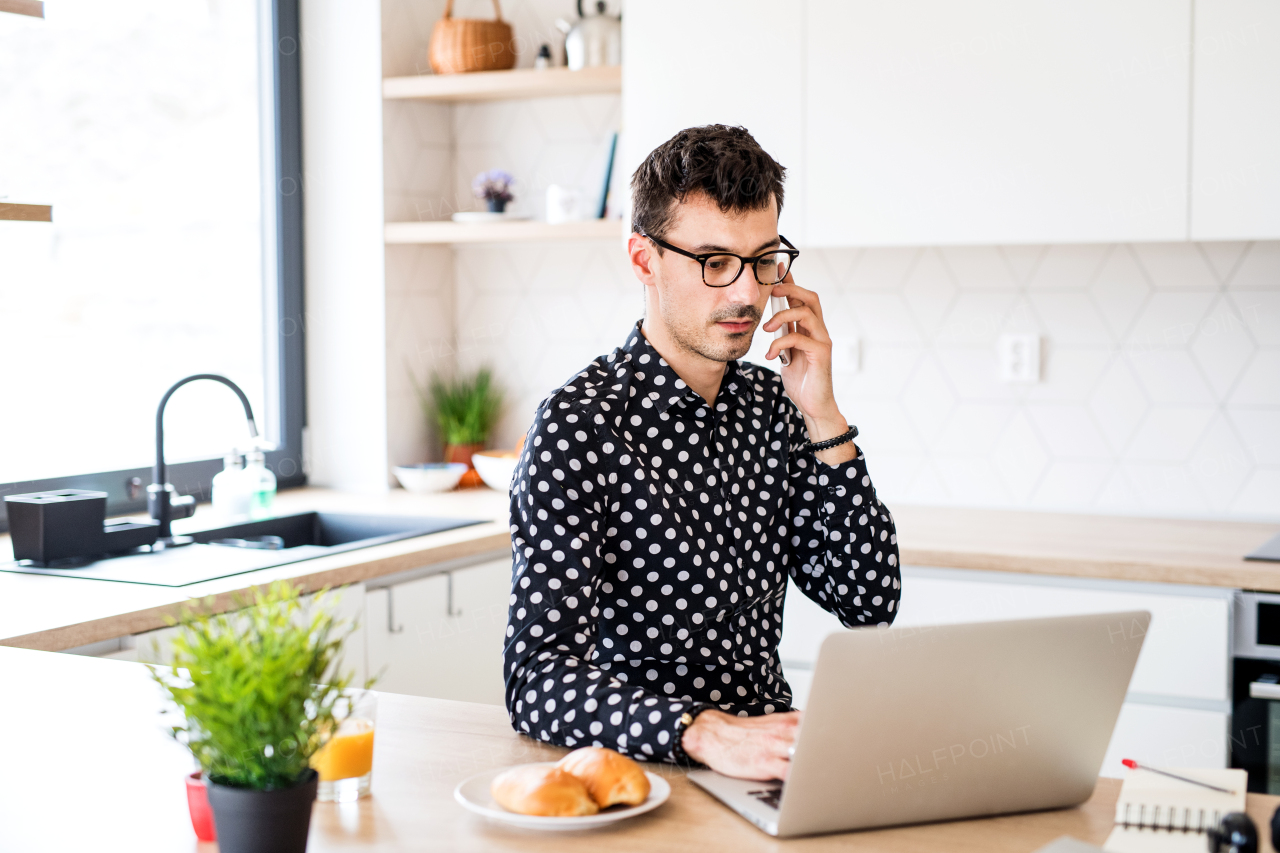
211,450,250,518
243,449,277,518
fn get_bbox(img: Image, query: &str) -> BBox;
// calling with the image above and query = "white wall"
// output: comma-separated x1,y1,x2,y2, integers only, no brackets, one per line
302,0,389,493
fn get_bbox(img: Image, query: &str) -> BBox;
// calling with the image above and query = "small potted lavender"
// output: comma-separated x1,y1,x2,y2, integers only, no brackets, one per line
472,169,515,213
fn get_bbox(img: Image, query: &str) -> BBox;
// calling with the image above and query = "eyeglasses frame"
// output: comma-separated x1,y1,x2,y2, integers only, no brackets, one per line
640,231,800,288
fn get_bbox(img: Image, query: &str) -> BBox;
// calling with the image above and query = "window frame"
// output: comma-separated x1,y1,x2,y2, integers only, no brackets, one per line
0,0,306,533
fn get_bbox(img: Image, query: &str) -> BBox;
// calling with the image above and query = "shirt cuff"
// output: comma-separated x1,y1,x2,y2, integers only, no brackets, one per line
813,452,875,518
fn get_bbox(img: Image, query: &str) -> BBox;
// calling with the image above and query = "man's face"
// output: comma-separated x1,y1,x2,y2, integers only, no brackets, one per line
649,192,779,363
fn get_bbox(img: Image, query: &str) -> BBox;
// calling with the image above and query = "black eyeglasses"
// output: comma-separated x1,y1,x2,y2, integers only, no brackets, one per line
641,232,799,287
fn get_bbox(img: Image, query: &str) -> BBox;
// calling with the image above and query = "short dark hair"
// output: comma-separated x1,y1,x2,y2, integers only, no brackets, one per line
630,125,786,244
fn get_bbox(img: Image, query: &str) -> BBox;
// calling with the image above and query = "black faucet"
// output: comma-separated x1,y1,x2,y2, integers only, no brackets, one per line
151,374,259,542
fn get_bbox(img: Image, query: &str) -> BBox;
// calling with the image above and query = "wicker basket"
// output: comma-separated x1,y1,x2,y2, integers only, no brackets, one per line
428,0,517,75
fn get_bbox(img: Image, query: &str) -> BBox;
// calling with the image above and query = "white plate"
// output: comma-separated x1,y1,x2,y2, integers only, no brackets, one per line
454,763,670,830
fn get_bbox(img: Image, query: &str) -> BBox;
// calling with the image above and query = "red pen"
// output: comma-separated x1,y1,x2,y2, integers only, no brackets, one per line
1121,759,1237,795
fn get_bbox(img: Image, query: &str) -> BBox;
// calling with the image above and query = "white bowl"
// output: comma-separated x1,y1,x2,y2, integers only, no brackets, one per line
471,451,519,492
393,463,468,493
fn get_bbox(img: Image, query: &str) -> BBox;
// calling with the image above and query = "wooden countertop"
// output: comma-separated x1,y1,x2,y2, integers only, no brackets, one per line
891,505,1279,590
0,488,513,652
0,488,1275,653
2,647,1275,852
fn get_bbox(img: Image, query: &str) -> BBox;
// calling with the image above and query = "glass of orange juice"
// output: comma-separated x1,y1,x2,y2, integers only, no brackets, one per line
312,692,376,802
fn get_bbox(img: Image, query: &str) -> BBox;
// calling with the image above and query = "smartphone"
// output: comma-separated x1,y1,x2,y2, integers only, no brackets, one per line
769,295,792,366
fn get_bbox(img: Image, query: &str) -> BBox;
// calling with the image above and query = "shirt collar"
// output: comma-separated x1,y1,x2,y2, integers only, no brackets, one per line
618,320,745,416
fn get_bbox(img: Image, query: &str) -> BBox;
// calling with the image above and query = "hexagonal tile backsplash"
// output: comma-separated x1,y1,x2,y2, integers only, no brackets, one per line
400,235,1280,521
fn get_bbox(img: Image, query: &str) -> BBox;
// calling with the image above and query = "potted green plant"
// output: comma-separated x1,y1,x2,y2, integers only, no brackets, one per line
150,581,365,853
414,367,503,486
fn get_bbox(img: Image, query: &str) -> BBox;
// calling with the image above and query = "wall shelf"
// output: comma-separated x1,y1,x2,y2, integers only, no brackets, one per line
385,218,622,245
0,203,52,222
383,65,620,103
0,0,43,18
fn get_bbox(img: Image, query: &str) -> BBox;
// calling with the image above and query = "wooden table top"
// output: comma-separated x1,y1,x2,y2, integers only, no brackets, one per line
3,647,1276,852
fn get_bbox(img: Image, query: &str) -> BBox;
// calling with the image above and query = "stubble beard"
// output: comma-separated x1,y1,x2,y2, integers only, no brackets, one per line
661,298,761,364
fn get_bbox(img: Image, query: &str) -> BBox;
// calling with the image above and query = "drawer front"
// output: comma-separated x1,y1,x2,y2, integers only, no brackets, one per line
778,568,1230,702
365,559,509,705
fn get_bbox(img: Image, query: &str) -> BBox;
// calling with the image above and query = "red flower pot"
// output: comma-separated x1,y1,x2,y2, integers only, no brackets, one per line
186,771,217,842
444,442,486,488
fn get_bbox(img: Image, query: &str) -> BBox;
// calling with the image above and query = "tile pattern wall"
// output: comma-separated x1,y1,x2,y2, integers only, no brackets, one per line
461,240,1280,521
446,89,625,449
452,93,620,223
453,239,639,448
800,241,1280,520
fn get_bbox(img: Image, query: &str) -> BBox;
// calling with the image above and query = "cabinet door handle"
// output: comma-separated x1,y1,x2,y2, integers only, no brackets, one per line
447,572,462,617
387,586,404,634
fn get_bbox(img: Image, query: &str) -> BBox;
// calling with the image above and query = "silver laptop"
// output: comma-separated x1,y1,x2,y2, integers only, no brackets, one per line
688,610,1150,837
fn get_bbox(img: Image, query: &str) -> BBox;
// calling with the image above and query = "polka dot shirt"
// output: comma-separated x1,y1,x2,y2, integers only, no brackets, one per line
504,322,901,763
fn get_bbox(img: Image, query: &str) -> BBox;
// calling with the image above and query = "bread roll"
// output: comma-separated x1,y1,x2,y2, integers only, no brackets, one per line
490,765,599,817
556,747,651,808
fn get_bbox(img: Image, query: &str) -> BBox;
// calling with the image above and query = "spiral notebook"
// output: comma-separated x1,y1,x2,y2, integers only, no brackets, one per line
1103,767,1247,852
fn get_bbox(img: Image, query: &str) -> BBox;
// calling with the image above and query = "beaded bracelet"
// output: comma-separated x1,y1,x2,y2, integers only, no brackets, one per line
802,424,859,454
672,704,714,765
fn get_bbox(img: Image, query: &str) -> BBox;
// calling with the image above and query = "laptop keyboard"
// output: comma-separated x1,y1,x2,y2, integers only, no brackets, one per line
747,787,783,809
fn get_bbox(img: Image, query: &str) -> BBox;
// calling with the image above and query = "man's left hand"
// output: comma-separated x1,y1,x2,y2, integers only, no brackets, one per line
763,275,856,464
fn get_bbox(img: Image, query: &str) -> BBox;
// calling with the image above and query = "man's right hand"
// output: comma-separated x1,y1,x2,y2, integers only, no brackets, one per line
680,708,802,781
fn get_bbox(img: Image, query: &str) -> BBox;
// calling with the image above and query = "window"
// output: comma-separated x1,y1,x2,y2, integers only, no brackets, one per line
0,0,304,530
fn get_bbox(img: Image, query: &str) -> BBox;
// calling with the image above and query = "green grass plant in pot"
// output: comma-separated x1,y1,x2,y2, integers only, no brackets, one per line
414,367,503,487
150,581,367,853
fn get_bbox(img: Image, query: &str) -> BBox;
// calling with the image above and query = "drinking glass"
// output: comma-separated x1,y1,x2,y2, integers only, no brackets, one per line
312,692,377,802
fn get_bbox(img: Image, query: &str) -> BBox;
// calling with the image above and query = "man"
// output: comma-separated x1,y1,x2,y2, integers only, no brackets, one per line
503,125,900,782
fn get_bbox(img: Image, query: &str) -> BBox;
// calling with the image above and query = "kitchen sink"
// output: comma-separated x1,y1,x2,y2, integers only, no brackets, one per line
188,512,476,550
0,512,486,587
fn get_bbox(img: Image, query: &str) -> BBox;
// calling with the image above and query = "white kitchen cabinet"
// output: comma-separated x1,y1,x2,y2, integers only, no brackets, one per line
365,556,512,705
778,566,1234,768
784,664,1227,778
780,567,1231,701
901,569,1229,702
621,0,805,240
806,0,1191,246
1101,703,1228,777
1191,0,1280,239
132,583,369,685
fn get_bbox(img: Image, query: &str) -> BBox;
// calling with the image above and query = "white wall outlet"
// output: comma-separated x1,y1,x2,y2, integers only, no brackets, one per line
998,334,1041,383
832,337,862,372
